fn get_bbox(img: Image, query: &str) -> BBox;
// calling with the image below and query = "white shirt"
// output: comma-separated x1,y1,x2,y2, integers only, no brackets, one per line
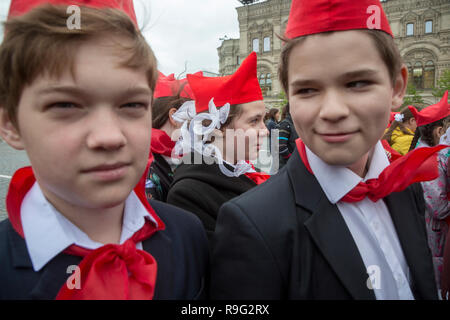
306,141,415,300
21,182,158,272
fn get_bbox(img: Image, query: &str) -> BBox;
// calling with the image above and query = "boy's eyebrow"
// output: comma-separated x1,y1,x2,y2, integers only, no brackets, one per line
36,85,152,96
340,69,380,79
289,69,380,87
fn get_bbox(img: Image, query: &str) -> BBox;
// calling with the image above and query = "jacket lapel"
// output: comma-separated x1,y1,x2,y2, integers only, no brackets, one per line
8,222,81,299
286,152,376,299
384,189,438,299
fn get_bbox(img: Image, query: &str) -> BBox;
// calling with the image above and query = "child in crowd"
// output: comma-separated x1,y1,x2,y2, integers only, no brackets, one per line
211,0,443,300
166,52,270,242
383,106,417,155
146,72,196,202
408,91,449,296
0,0,208,300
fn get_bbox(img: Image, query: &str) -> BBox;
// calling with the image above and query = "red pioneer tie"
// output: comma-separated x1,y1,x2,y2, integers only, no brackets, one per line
6,166,164,300
296,139,447,203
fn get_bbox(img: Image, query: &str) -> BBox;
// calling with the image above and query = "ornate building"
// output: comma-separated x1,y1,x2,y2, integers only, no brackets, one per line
217,0,450,106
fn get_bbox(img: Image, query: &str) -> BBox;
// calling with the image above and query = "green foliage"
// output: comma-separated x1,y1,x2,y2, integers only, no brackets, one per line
432,69,450,99
401,83,424,109
275,91,288,109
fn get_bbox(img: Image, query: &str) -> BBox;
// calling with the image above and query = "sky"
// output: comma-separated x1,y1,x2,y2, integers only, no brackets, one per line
0,0,243,77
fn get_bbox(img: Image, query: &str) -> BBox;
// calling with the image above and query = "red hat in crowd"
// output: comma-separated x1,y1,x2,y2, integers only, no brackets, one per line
408,91,449,127
8,0,137,25
154,71,202,100
154,72,176,99
285,0,393,39
187,52,263,113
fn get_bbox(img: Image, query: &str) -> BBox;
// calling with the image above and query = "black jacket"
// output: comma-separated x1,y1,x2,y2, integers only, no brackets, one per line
146,153,174,202
210,150,438,300
276,115,298,168
0,200,209,300
167,154,256,241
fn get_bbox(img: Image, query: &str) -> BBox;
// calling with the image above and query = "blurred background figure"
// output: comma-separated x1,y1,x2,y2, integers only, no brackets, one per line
382,106,417,155
264,107,279,155
276,103,298,169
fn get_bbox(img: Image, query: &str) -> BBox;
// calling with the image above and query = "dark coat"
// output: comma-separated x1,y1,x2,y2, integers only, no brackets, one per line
276,114,299,168
146,153,174,202
0,200,209,300
167,154,256,241
210,149,438,300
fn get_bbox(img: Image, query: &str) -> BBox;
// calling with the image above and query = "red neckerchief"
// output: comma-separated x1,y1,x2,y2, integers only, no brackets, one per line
295,139,447,203
6,166,165,300
244,162,271,185
150,129,175,158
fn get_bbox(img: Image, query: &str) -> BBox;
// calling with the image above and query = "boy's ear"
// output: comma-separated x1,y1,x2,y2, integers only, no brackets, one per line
0,108,25,150
391,65,409,110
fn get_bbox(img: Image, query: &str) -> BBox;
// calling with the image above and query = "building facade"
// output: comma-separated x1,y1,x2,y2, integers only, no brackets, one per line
217,0,450,106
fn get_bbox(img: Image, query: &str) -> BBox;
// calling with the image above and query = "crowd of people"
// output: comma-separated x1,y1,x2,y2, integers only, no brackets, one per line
0,0,448,301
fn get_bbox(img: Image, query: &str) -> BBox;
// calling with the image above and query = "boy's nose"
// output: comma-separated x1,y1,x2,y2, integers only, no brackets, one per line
318,90,350,122
86,109,126,150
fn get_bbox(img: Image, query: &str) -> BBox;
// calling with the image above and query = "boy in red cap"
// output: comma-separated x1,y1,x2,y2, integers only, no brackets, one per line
0,1,208,299
211,0,443,299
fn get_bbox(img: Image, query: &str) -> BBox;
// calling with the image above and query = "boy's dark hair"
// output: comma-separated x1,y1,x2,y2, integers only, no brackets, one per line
278,30,404,95
0,4,158,128
409,116,450,151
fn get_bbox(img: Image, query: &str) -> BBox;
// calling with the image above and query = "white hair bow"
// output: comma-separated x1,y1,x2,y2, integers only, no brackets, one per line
394,113,404,122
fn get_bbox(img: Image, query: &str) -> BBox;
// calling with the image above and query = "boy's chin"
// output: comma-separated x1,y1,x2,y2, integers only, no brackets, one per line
77,187,134,210
318,152,364,168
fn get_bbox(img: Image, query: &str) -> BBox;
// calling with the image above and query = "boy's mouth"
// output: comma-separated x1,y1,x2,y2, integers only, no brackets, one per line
81,162,130,181
317,130,359,143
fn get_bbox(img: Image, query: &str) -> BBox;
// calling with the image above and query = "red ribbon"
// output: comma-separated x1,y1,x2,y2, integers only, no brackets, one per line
296,139,447,203
150,128,175,158
244,162,271,185
6,166,165,300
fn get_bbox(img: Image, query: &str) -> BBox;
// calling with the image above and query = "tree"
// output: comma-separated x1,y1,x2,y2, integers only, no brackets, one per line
401,83,424,109
275,91,288,109
432,69,450,99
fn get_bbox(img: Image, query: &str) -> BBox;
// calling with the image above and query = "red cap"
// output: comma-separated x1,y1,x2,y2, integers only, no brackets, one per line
187,52,263,113
154,72,176,99
285,0,393,39
8,0,137,25
154,71,202,100
408,91,449,127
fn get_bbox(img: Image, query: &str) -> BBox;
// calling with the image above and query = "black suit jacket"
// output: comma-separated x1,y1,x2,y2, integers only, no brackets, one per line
0,200,209,300
210,150,438,299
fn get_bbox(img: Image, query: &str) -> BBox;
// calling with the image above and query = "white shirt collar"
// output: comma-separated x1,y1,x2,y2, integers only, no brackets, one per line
305,141,390,204
21,183,157,271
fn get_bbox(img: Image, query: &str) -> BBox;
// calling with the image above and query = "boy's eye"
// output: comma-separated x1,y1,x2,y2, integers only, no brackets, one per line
49,102,78,109
296,88,317,95
121,102,148,109
347,80,372,88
